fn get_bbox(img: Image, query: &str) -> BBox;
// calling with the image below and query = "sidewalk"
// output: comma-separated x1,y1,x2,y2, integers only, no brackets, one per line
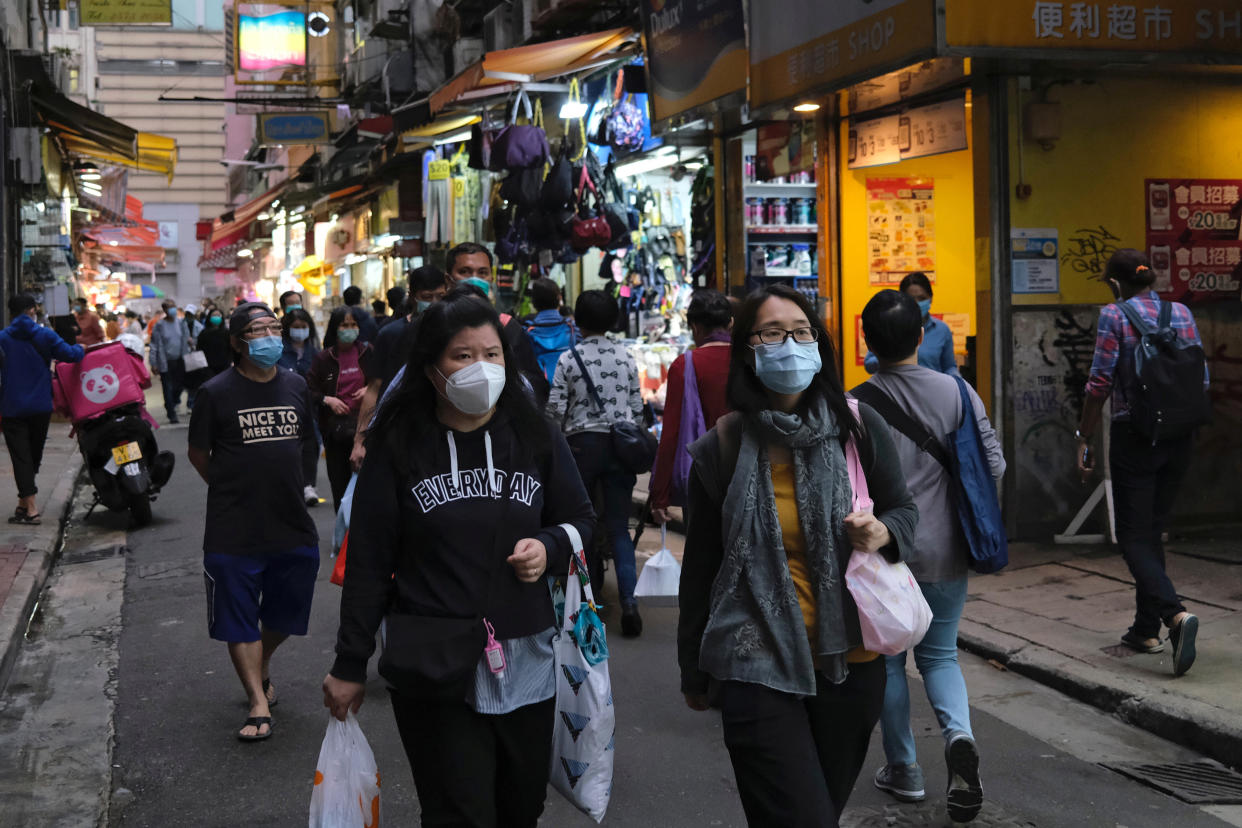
630,481,1242,768
0,421,83,693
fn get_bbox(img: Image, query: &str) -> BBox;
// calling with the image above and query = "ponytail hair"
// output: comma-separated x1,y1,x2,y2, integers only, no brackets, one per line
1105,248,1155,287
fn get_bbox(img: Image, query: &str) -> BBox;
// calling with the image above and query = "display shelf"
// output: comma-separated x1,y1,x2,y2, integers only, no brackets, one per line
746,225,819,235
750,267,816,278
742,182,818,193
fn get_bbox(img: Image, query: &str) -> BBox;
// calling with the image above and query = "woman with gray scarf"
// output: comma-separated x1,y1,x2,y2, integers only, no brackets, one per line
678,285,918,827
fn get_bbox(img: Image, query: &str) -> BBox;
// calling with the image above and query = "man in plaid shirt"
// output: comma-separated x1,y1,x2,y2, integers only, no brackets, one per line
1075,249,1208,678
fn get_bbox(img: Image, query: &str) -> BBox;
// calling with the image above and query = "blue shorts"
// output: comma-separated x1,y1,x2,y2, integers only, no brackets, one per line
203,547,320,643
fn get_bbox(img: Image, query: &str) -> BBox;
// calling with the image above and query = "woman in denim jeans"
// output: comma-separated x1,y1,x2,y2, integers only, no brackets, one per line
546,290,645,637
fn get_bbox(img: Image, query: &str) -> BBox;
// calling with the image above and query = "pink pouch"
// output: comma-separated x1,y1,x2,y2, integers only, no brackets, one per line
843,398,933,655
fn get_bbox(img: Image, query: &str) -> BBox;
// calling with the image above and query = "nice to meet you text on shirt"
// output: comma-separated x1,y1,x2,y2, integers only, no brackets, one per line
412,468,542,514
238,406,302,443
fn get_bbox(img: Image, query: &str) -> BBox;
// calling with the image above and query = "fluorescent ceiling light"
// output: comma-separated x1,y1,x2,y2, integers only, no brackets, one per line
108,240,119,246
558,101,588,119
793,102,821,113
615,152,705,179
237,248,254,258
257,212,271,220
79,171,102,181
433,130,473,146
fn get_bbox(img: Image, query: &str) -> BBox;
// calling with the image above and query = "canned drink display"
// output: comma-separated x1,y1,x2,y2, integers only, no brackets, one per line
766,198,790,225
745,197,765,226
744,155,756,182
791,199,813,226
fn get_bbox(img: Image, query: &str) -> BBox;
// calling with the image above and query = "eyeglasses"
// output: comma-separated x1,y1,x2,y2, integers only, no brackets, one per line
243,324,283,338
749,326,819,346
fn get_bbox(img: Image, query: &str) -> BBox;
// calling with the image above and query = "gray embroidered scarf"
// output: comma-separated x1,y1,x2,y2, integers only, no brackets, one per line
699,397,853,695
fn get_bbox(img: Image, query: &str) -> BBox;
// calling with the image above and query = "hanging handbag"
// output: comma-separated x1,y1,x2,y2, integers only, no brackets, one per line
378,475,515,700
489,89,550,172
541,143,574,209
570,167,612,253
501,165,545,208
468,108,497,170
841,399,933,656
548,523,614,822
570,346,657,474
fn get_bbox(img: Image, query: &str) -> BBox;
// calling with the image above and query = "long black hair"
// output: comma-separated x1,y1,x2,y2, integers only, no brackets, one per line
281,307,320,349
322,306,362,350
369,293,550,466
727,284,863,445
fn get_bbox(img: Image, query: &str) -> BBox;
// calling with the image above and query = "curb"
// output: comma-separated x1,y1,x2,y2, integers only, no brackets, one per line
0,453,83,694
957,623,1242,769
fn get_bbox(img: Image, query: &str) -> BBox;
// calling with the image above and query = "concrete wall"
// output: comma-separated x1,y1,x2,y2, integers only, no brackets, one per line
142,202,205,303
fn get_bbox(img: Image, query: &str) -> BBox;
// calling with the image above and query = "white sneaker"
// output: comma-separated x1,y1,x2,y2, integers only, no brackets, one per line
304,485,320,507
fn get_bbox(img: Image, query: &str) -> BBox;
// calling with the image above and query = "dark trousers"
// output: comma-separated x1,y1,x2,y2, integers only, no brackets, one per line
720,658,886,828
389,691,554,828
323,435,353,512
160,358,186,419
2,413,52,498
567,431,638,608
1110,422,1192,638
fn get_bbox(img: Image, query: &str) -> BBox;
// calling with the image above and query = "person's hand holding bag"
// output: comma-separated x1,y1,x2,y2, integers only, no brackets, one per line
844,511,892,554
322,674,365,722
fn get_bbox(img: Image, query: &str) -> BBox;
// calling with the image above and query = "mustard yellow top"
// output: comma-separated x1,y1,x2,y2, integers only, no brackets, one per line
771,463,878,664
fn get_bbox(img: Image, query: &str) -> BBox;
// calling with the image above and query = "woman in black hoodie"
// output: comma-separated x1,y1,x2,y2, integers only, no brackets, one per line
323,294,594,827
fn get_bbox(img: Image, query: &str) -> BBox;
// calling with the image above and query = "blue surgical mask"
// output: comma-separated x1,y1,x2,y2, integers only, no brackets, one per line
285,304,302,312
416,300,431,313
208,314,223,326
166,307,177,318
753,338,822,395
247,335,284,368
337,328,359,345
917,298,932,318
289,327,310,342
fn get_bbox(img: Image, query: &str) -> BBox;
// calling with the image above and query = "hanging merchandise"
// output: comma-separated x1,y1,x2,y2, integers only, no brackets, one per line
690,165,716,288
469,107,496,170
570,166,613,253
489,89,550,172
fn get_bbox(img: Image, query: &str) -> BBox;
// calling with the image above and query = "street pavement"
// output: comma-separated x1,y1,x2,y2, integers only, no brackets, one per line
0,407,1240,825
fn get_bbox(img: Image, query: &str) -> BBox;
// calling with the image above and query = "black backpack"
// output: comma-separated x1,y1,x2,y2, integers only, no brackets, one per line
1114,299,1210,442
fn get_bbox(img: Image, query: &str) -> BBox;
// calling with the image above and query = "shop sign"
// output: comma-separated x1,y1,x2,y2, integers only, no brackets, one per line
258,112,331,144
867,177,935,285
1011,228,1060,293
849,116,902,168
848,97,966,169
238,9,307,73
1145,178,1242,302
80,0,171,25
748,0,936,109
848,57,966,115
642,0,747,122
945,0,1242,55
755,121,816,180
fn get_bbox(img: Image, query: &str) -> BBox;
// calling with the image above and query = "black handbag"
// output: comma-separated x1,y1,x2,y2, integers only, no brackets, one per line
570,346,657,475
377,474,514,699
541,143,574,209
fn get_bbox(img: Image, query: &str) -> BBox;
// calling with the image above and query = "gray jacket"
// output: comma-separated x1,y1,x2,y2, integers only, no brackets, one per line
149,317,192,374
857,365,1005,582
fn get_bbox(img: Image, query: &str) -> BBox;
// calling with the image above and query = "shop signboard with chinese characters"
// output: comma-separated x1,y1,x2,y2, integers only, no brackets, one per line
867,177,935,285
748,0,936,109
641,0,747,123
81,0,171,25
236,3,307,85
945,0,1242,56
1145,178,1242,302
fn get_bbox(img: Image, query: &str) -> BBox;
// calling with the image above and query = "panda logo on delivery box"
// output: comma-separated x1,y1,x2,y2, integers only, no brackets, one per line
80,364,121,405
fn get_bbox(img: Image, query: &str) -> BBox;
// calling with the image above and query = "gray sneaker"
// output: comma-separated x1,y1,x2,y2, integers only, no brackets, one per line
874,763,926,802
945,731,983,823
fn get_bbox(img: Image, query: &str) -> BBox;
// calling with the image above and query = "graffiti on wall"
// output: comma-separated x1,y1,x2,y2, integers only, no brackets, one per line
1060,225,1122,284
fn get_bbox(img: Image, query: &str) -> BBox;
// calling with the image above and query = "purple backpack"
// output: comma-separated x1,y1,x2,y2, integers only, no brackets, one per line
669,350,707,507
489,89,550,172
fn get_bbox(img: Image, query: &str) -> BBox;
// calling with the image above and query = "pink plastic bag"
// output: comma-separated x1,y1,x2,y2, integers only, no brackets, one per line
843,399,933,656
53,341,150,424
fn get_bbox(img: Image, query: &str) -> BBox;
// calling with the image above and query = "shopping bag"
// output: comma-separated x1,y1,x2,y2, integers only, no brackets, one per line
549,523,614,823
331,531,349,587
308,712,381,828
183,350,209,373
633,525,681,598
333,474,357,553
842,399,932,655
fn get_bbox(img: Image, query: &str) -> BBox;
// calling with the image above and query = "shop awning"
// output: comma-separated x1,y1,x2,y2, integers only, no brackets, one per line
429,28,639,114
205,183,287,253
32,86,178,181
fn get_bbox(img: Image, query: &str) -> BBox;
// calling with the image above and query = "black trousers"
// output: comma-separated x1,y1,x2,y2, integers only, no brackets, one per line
1110,422,1193,639
389,691,554,828
2,413,52,498
323,434,353,512
720,658,886,828
160,358,186,419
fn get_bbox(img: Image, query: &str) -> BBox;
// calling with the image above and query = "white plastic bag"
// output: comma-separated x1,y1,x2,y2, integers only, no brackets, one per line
633,525,681,598
333,473,358,553
308,712,381,828
842,399,931,655
549,523,614,823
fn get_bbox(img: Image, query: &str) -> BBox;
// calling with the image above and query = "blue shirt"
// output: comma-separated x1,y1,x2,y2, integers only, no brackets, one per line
865,316,959,376
0,315,85,417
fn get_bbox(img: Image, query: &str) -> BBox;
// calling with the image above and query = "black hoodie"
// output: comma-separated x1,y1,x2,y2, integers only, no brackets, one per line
331,409,594,684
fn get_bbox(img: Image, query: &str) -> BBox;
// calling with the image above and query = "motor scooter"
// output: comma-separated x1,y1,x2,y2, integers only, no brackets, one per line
53,337,175,526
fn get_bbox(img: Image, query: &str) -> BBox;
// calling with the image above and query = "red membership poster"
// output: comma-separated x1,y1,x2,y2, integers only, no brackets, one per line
1145,178,1242,303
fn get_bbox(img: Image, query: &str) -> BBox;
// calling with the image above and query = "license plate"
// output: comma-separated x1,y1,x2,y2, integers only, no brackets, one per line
111,442,142,465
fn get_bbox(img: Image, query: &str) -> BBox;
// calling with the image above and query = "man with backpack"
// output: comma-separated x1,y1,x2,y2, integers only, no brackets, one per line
1076,248,1210,677
524,278,578,385
852,289,1004,824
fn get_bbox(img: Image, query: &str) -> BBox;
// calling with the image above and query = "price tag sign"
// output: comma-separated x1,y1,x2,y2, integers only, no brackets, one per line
847,115,901,169
428,160,451,181
899,98,968,161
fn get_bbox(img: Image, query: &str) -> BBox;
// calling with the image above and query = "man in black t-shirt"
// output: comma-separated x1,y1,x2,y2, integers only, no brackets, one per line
188,302,319,742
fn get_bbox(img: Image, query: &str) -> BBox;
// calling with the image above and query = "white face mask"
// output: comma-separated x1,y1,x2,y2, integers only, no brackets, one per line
437,360,506,415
